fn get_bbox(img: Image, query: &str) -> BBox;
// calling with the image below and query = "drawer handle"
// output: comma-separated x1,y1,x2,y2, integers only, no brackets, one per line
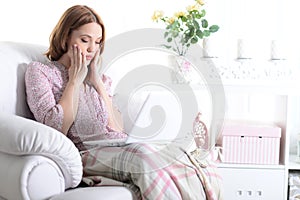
236,190,243,196
257,190,262,196
247,190,253,196
236,190,262,196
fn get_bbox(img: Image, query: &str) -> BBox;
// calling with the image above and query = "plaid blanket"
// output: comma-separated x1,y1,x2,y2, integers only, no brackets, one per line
80,142,223,200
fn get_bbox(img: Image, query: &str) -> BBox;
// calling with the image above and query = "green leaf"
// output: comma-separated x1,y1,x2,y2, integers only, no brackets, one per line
184,35,192,43
200,9,206,17
191,37,198,44
167,37,172,42
202,19,208,28
196,30,204,39
164,32,169,38
182,16,187,22
173,21,179,27
187,24,193,32
203,30,210,37
185,27,194,38
161,44,172,49
195,13,201,19
172,31,179,38
190,27,195,35
209,25,219,33
193,20,200,29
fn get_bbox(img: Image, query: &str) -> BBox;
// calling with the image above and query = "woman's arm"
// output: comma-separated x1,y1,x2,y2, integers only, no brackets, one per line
25,45,87,135
94,77,124,132
59,45,88,135
25,62,64,131
86,50,124,132
58,81,81,135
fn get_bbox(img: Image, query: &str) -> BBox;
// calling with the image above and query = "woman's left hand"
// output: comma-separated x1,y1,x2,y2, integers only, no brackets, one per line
86,48,102,87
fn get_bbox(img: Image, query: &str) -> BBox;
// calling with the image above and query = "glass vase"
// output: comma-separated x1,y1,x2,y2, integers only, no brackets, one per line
168,55,192,84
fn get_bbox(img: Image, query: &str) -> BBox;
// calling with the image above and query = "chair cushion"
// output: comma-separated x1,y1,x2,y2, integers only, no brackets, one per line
0,41,47,118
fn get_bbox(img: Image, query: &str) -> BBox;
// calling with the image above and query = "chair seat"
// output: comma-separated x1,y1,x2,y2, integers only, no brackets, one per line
49,186,136,200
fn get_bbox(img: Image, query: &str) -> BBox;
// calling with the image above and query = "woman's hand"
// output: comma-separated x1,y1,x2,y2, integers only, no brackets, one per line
68,44,88,86
85,49,124,132
86,48,102,87
59,44,87,134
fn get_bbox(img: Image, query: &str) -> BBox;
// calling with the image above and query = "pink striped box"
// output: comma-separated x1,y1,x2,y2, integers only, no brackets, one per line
221,123,281,165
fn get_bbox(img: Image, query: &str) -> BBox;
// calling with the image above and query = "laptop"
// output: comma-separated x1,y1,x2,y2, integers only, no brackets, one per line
125,90,182,144
83,90,184,147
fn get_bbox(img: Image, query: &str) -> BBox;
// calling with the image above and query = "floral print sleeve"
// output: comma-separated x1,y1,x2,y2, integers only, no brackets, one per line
25,61,64,131
99,74,127,136
102,74,113,97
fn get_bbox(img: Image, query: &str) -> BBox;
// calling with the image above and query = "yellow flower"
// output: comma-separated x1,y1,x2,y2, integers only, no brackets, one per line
174,11,186,18
152,10,164,22
167,17,175,24
196,0,205,6
187,4,200,12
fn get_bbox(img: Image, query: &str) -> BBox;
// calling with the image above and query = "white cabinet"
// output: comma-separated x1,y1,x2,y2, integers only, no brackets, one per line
215,79,300,200
219,166,285,200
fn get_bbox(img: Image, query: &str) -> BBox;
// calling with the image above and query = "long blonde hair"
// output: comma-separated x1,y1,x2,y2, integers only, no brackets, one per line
45,5,105,61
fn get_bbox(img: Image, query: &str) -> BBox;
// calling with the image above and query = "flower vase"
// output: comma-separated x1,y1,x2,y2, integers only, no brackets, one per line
168,55,192,84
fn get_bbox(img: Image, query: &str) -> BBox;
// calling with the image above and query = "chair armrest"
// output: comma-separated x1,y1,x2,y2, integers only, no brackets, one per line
0,152,65,200
0,113,82,189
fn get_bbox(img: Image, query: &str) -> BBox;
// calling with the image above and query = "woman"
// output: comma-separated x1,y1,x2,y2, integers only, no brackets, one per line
25,5,221,200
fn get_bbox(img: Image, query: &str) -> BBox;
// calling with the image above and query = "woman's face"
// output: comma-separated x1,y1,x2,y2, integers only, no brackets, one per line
68,22,102,65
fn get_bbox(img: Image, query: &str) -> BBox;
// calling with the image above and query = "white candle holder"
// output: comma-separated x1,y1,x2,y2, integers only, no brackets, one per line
270,40,286,60
202,38,218,58
237,39,253,59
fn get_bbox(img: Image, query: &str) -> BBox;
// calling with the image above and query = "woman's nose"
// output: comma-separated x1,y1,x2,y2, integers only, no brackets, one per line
87,43,96,52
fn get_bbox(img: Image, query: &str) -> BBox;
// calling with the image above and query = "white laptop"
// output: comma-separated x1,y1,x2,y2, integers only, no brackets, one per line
83,90,185,147
125,91,182,144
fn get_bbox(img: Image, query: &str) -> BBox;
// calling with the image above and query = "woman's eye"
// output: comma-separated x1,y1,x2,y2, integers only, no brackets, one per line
81,39,88,43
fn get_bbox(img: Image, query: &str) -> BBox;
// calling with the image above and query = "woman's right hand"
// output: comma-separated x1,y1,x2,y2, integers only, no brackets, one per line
68,44,88,86
59,44,88,134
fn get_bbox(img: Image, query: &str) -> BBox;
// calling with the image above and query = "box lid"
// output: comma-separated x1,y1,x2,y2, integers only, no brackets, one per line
221,122,281,138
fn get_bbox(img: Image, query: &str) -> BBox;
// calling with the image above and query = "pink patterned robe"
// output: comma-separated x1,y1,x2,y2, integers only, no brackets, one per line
25,60,127,151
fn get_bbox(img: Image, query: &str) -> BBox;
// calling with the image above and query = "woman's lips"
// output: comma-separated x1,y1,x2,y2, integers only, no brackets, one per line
86,55,93,60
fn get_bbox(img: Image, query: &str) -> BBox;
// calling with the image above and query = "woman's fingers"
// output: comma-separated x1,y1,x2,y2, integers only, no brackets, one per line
75,45,86,72
95,48,101,65
69,45,74,69
96,49,102,67
73,45,78,70
89,48,100,69
68,44,88,84
77,45,82,72
82,50,88,75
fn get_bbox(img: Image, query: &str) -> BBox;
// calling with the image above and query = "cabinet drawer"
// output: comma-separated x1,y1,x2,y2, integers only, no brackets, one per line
218,167,285,200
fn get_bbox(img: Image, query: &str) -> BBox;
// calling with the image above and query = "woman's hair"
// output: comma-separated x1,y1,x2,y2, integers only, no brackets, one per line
45,5,105,61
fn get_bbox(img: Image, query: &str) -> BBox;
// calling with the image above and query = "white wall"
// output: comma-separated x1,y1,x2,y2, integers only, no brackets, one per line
0,0,190,45
0,0,298,61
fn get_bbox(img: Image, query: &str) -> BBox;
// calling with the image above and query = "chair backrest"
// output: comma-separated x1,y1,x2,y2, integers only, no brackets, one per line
0,41,48,119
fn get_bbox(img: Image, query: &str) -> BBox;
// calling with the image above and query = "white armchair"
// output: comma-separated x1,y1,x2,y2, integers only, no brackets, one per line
0,42,135,200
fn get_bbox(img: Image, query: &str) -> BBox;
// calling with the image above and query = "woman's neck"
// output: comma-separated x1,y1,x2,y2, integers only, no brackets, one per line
57,54,70,69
